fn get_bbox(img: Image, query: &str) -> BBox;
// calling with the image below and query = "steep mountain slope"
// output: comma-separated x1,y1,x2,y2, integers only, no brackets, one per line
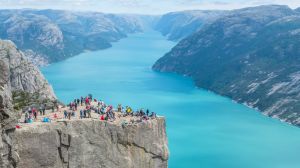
153,5,300,126
155,10,225,41
0,40,56,167
0,40,56,100
0,9,146,66
0,46,17,167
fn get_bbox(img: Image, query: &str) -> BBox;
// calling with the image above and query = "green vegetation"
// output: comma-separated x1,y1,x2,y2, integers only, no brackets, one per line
12,90,57,111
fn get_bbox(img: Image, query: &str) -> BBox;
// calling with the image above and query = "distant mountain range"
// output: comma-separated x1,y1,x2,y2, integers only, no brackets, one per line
155,10,226,41
0,9,150,66
0,9,225,66
153,5,300,126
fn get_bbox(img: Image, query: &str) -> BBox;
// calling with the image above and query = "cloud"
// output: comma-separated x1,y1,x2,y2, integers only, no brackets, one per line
0,0,299,14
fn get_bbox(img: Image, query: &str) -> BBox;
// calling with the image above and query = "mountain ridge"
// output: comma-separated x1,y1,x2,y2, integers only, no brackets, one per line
153,5,300,126
155,10,226,41
0,9,149,66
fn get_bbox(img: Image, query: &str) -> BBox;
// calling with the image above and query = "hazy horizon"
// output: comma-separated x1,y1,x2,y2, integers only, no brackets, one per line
0,0,299,14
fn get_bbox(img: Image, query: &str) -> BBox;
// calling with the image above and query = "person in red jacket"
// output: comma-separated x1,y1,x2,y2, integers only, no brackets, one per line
100,115,105,121
85,97,89,105
53,113,58,119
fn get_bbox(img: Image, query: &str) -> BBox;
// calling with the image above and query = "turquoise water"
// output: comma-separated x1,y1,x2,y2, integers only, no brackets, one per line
42,31,300,168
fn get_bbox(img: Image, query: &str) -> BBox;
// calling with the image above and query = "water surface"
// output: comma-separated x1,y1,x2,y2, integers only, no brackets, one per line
42,31,300,168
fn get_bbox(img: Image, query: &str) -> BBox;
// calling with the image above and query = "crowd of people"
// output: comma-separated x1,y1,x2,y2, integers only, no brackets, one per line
23,94,157,124
23,102,58,123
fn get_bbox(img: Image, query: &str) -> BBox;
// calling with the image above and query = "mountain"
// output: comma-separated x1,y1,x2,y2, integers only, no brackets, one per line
0,40,56,100
155,10,226,41
0,40,56,167
0,39,56,111
0,9,146,66
153,5,300,126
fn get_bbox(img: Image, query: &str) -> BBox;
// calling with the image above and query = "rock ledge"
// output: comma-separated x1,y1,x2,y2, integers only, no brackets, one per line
14,118,168,168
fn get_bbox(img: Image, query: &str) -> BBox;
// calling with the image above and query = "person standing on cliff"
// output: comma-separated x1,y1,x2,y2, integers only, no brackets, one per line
33,108,37,120
24,112,29,123
118,104,122,112
39,105,43,116
83,109,87,118
71,109,75,117
68,111,71,120
74,102,78,111
87,106,91,118
42,104,46,115
64,110,68,119
80,110,84,119
28,107,32,114
85,97,89,105
53,100,58,112
88,110,92,118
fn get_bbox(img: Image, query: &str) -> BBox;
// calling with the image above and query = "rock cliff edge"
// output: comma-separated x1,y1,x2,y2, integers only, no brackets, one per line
14,118,168,168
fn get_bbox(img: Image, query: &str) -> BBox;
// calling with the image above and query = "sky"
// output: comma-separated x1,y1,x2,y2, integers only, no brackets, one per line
0,0,299,14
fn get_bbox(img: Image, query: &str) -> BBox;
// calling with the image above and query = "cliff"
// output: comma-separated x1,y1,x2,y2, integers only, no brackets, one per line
0,40,56,100
0,51,18,167
153,5,300,126
0,40,169,167
0,40,56,167
13,118,168,168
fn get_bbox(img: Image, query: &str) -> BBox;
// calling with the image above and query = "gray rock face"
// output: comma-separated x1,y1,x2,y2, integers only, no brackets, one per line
0,40,57,167
0,54,18,168
0,40,56,100
14,118,168,168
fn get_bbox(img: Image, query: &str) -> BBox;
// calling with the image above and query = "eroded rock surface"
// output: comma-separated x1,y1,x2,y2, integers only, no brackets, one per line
0,43,18,168
0,40,56,167
14,118,168,168
0,40,56,100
